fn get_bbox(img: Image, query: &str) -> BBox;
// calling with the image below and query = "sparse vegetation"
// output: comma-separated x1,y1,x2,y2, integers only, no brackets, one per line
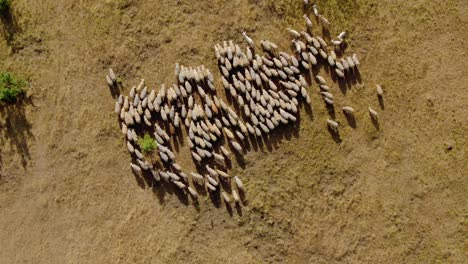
0,71,27,103
138,133,157,153
0,0,10,14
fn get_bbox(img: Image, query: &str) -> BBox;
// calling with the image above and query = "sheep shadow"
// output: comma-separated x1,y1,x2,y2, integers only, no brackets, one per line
327,126,342,143
0,96,34,169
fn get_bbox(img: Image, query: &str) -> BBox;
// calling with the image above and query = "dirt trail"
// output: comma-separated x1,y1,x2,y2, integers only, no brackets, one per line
0,0,466,263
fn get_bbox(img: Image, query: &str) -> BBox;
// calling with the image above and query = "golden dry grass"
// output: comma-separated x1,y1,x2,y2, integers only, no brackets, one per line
0,0,467,263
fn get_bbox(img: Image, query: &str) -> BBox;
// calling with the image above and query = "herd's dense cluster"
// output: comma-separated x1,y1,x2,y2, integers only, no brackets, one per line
107,6,383,207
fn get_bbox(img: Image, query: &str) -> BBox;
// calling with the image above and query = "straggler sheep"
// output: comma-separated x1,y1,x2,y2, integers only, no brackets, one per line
327,119,339,131
303,14,313,29
106,75,114,87
352,53,360,66
109,69,117,82
242,32,255,48
342,106,355,115
313,4,319,17
369,107,378,120
376,85,384,96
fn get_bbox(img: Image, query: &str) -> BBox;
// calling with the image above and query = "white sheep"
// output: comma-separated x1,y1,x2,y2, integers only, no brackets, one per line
242,32,255,48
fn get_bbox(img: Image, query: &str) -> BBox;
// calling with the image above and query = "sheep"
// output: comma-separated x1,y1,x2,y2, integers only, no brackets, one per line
206,174,218,187
187,186,198,198
346,56,355,69
127,141,135,153
231,141,243,152
342,106,355,115
159,171,170,181
173,181,186,189
242,32,255,48
121,122,128,135
328,56,335,66
136,79,145,92
105,75,114,87
234,176,244,190
159,151,169,163
318,15,330,28
217,169,229,178
206,182,216,192
316,75,327,85
137,159,149,170
172,163,182,171
152,170,160,182
130,163,141,174
319,49,328,59
191,172,204,182
313,4,319,17
213,153,225,163
369,107,378,120
335,68,345,78
222,191,231,203
231,189,241,204
327,119,339,131
376,85,384,96
303,14,313,29
206,165,219,177
321,92,334,100
341,58,350,72
352,53,360,66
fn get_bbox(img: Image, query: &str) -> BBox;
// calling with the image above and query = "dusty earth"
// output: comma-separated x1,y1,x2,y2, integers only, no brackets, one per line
0,0,467,263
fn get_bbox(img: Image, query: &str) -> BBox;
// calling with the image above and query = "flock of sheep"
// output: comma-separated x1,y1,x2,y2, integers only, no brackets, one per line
107,5,383,207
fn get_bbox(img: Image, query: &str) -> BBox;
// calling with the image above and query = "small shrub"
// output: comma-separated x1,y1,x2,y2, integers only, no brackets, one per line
0,71,27,103
0,0,10,14
138,133,158,153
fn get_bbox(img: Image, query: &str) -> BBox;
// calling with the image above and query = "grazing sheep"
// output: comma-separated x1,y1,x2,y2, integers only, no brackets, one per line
342,106,355,115
232,189,241,203
327,119,339,131
242,32,255,48
369,107,378,120
376,85,384,96
313,4,319,17
303,14,313,29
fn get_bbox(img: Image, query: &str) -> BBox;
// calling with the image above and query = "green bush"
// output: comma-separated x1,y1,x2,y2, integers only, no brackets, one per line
0,0,10,14
0,72,27,103
138,133,158,153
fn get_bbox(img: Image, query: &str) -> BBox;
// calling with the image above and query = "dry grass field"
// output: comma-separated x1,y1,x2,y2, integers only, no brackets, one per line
0,0,466,263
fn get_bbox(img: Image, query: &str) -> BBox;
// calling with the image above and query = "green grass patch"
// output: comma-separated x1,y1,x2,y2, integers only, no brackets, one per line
138,133,158,153
0,72,27,103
